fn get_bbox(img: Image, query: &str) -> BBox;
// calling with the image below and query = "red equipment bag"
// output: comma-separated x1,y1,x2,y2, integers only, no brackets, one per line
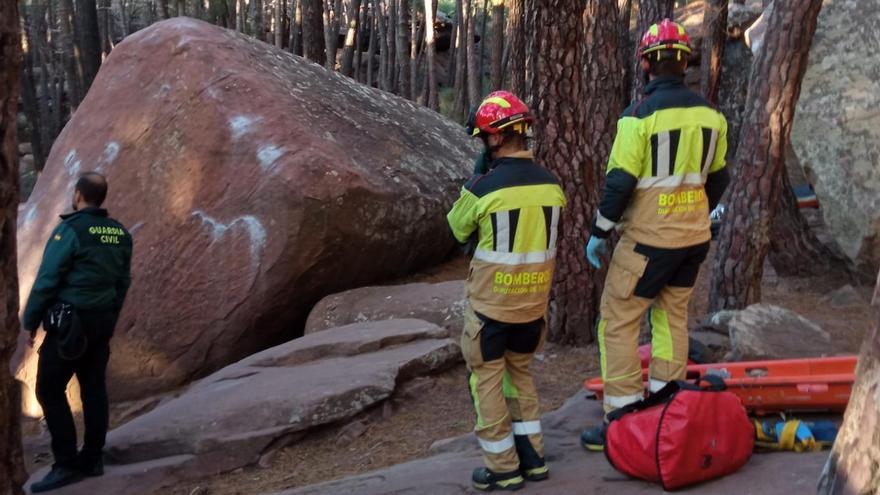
605,377,754,490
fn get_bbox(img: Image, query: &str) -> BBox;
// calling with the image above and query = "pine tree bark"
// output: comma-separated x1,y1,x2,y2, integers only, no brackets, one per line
699,0,727,103
530,0,620,344
617,0,632,102
477,0,487,91
76,0,103,93
301,0,326,62
340,0,361,75
274,0,285,47
19,6,47,171
237,0,246,31
818,275,880,495
378,0,390,89
395,0,411,97
445,0,458,87
423,0,437,108
353,0,365,81
176,0,185,16
386,0,398,90
505,0,524,96
630,0,674,101
99,0,112,55
708,0,823,312
488,0,503,91
464,0,479,106
409,2,419,100
1,0,28,490
252,0,264,39
323,0,341,68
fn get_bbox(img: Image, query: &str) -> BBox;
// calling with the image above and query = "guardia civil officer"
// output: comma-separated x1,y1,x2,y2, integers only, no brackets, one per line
23,172,132,492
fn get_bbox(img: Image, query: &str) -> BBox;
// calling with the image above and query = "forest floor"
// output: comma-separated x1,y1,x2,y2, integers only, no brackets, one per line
19,252,875,495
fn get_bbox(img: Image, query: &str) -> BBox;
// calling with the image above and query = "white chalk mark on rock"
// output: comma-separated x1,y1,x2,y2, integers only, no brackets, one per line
191,210,267,259
64,150,81,177
229,115,260,139
98,142,120,170
23,205,38,225
257,144,284,172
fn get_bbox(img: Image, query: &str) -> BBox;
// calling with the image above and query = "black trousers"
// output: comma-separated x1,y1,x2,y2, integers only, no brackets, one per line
36,310,116,469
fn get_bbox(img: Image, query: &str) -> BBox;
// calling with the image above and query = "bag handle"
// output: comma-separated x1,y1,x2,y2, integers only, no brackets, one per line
606,381,683,422
696,374,727,391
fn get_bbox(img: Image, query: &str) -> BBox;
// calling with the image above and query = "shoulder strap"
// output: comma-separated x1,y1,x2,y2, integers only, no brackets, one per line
606,381,683,422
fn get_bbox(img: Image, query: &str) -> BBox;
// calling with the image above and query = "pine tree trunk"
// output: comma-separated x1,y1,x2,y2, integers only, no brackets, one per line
708,0,823,312
59,0,84,111
301,0,325,62
340,0,361,76
378,0,389,89
618,0,632,102
323,0,340,68
818,275,880,495
0,0,28,490
291,0,302,54
386,0,397,91
395,0,411,97
445,0,457,86
76,0,103,93
488,0,503,91
699,0,727,103
530,0,620,344
366,0,377,85
353,0,365,81
452,0,467,119
237,0,246,31
252,0,264,39
409,3,419,100
99,0,112,55
158,0,170,19
19,7,47,171
176,0,185,16
423,0,437,108
630,0,674,101
464,0,479,106
477,0,487,92
274,0,285,47
505,0,524,96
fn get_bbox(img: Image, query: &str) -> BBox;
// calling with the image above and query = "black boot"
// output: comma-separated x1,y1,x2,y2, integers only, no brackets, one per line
31,465,84,493
514,435,549,482
580,423,608,452
471,467,525,491
77,455,104,477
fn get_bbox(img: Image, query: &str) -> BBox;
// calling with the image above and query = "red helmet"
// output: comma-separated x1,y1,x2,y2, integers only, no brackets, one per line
639,18,692,60
471,91,533,137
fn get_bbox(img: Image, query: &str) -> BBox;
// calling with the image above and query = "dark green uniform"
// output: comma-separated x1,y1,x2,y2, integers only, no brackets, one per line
23,206,132,471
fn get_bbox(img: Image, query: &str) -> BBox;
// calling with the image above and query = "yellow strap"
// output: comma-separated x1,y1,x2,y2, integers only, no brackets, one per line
778,420,801,450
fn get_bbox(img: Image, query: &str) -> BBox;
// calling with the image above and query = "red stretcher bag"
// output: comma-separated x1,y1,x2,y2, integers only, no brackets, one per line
605,377,754,491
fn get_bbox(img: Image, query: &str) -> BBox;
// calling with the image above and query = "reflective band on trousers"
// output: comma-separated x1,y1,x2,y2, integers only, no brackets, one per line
473,248,555,265
636,173,704,189
595,212,617,231
649,379,668,393
478,434,516,454
605,393,643,409
512,420,542,436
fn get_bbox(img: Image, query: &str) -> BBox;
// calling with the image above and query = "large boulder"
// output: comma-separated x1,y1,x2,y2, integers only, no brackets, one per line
304,280,467,336
14,18,475,405
25,319,460,494
727,304,832,361
790,0,880,275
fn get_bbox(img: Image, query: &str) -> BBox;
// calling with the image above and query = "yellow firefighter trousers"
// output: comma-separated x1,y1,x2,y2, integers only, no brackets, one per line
461,306,545,474
598,238,693,413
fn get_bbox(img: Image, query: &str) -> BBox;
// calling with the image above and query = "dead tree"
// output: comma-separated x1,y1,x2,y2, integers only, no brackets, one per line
699,0,727,103
489,0,503,90
708,0,824,312
529,0,621,344
818,274,880,495
630,0,674,101
0,0,28,490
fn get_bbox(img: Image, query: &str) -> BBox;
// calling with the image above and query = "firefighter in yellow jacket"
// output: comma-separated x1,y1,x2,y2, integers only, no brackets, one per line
447,91,566,491
580,19,731,450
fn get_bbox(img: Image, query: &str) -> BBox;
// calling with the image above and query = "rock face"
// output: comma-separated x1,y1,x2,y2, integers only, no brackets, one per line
14,18,476,402
304,280,466,336
25,319,460,494
727,304,832,361
790,0,880,274
277,391,827,495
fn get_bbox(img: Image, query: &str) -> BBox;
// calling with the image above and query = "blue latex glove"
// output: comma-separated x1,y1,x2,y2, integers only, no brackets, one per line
585,236,608,269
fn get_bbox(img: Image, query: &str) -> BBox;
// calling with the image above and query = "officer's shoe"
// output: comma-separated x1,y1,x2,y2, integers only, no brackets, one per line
520,463,549,482
78,457,104,477
580,423,608,452
31,465,84,493
471,467,525,491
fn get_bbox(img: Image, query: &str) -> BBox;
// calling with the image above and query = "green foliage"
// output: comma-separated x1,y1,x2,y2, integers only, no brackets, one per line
438,87,458,121
437,0,456,16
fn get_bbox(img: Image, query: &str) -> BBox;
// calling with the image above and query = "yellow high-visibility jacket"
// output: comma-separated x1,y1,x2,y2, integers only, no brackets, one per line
591,76,730,249
448,151,567,323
